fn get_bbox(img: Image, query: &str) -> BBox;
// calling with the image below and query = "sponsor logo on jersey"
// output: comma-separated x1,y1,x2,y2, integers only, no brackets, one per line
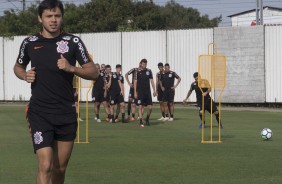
62,36,72,40
119,76,123,80
113,74,117,78
18,40,28,64
28,36,38,42
146,71,150,75
34,46,44,50
73,37,79,43
34,131,43,145
111,100,114,104
78,42,88,63
56,41,69,54
138,100,141,104
169,74,172,78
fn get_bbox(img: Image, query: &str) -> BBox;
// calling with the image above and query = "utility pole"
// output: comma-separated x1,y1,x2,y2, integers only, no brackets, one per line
256,0,260,25
256,0,264,25
23,0,26,11
260,0,263,25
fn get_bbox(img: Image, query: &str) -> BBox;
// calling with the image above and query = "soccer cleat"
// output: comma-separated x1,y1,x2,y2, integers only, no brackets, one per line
105,118,110,122
162,117,169,121
168,118,174,122
158,117,165,121
115,118,120,123
130,117,135,121
198,123,205,129
145,120,150,126
219,124,223,129
97,119,101,123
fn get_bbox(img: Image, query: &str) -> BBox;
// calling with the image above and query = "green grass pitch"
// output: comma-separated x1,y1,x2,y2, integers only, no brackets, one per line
1,103,282,184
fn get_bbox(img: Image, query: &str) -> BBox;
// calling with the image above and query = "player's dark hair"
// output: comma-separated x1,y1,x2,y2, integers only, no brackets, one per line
105,65,111,69
140,59,147,64
38,0,64,17
193,72,198,78
116,64,122,68
165,63,170,67
158,62,163,67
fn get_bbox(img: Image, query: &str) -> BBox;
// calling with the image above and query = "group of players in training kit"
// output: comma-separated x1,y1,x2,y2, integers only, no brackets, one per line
91,59,223,129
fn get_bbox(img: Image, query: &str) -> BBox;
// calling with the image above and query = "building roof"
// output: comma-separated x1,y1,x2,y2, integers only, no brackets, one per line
228,6,282,17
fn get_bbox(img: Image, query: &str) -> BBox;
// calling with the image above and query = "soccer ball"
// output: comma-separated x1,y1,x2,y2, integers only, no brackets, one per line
261,128,272,140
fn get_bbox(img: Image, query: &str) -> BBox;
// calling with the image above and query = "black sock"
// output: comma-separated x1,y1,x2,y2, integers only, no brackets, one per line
108,114,111,119
162,112,165,118
199,114,205,124
140,119,143,124
127,103,131,115
132,113,135,118
111,115,115,123
170,114,173,118
215,114,221,124
122,113,125,121
96,114,99,119
146,115,150,121
166,114,169,117
115,115,118,119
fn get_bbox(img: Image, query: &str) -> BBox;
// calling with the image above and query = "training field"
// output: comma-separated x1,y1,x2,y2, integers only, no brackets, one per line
1,103,282,184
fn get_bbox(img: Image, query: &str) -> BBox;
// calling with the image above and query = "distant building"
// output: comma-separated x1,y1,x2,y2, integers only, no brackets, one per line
228,6,282,27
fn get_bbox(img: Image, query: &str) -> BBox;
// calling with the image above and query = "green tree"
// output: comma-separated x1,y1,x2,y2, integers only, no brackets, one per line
0,0,221,36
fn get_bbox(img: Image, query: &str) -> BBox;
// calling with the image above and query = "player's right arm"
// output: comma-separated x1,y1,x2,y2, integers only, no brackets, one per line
134,72,138,99
183,83,194,103
14,38,36,83
155,73,159,93
125,68,133,87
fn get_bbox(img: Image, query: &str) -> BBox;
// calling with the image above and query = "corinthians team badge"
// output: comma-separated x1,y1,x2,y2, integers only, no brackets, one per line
56,40,69,54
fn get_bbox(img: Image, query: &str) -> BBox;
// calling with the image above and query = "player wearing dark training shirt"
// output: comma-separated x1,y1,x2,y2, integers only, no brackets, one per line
13,0,98,183
183,72,223,129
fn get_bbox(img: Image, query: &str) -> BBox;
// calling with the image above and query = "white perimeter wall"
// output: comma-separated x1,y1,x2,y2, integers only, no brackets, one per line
1,26,282,103
265,26,282,103
0,29,213,102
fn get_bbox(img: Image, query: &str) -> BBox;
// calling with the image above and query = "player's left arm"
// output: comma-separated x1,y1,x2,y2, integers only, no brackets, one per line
172,72,181,90
149,71,156,96
57,37,98,80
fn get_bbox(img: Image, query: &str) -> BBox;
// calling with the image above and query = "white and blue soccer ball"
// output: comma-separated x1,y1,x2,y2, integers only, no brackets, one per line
261,128,272,140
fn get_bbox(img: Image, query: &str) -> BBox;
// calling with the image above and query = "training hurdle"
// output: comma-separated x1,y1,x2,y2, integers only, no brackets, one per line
198,43,226,144
73,75,93,144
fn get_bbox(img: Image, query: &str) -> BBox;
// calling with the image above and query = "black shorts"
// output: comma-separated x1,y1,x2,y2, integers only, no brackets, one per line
136,91,152,106
109,93,124,105
157,89,164,101
27,109,77,153
92,91,106,103
162,88,175,103
197,98,218,114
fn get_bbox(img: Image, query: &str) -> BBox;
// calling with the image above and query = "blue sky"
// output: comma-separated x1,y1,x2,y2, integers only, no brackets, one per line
0,0,281,27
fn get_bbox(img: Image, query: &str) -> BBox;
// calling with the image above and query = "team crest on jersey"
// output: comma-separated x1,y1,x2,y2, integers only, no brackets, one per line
62,36,72,41
111,100,114,104
146,71,150,75
193,82,197,85
100,73,104,77
28,36,38,42
56,41,69,54
113,74,117,78
34,131,43,145
137,100,141,104
119,76,123,80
